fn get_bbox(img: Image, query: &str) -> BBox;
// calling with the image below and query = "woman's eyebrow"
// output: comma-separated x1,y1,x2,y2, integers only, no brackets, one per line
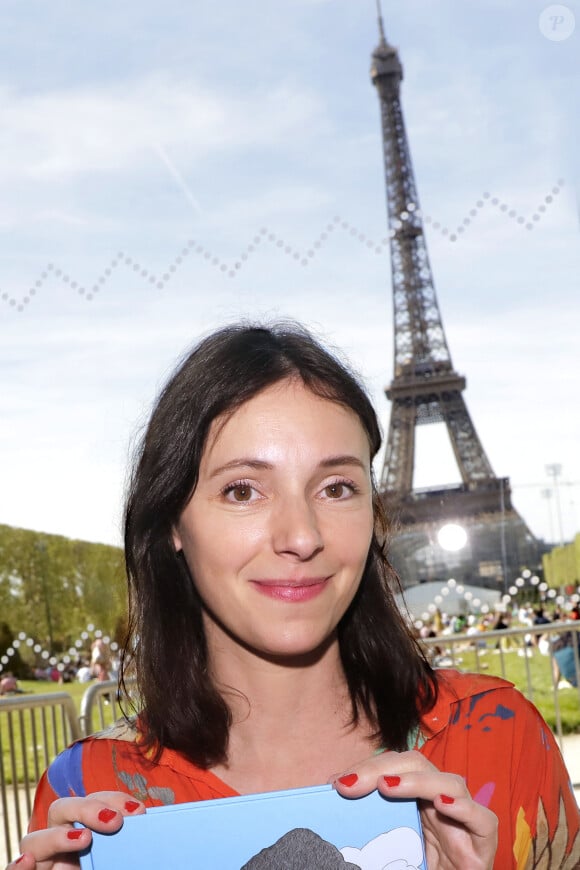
208,458,274,479
318,455,367,471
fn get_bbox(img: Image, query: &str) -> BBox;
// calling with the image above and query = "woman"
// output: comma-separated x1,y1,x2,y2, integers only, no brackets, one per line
11,323,579,869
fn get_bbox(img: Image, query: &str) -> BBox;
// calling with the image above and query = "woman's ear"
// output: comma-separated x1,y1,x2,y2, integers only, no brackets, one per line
172,527,183,552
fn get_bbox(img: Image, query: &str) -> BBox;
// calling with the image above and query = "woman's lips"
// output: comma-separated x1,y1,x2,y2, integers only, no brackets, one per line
250,578,329,602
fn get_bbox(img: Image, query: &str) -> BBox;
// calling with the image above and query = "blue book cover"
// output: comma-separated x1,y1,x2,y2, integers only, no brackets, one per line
79,784,426,869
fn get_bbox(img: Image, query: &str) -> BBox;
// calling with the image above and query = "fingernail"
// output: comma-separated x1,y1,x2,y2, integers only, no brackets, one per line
384,775,401,787
67,830,84,840
440,794,455,804
125,800,141,813
98,808,117,823
338,773,358,787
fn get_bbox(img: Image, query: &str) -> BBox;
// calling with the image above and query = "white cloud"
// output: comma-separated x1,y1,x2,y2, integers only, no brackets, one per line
0,75,326,180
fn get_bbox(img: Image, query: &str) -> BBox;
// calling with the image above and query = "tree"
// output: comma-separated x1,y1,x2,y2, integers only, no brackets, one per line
0,524,127,652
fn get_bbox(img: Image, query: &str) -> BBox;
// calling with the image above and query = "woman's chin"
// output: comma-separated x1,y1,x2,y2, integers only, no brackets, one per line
252,630,338,665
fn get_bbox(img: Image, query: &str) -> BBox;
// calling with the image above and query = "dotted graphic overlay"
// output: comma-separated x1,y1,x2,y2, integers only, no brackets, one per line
409,573,574,628
423,182,564,240
0,181,566,313
539,5,576,40
0,626,118,675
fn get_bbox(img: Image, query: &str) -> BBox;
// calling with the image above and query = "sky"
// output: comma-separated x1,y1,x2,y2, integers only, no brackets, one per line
0,0,578,550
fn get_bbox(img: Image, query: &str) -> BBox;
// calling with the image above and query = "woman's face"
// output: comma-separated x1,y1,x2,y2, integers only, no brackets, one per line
173,378,374,661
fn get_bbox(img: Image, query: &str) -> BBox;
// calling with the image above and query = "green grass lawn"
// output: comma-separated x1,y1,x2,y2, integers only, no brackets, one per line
2,656,580,786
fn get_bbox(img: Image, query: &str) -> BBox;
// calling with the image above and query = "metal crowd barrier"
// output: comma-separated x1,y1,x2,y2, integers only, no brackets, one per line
78,678,128,737
0,692,81,865
0,679,135,863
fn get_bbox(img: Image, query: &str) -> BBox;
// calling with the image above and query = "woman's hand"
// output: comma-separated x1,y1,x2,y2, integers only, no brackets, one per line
7,792,145,870
331,750,497,870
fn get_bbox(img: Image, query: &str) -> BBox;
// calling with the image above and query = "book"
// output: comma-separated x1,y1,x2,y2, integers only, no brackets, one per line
79,784,426,869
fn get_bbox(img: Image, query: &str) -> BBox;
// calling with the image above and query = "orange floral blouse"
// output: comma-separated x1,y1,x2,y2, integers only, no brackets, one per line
30,670,580,869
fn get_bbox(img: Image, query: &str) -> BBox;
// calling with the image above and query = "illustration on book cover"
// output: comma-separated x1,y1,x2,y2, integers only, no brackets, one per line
241,824,424,869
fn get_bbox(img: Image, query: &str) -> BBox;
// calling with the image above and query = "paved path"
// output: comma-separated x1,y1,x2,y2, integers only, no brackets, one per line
562,732,580,802
1,786,34,866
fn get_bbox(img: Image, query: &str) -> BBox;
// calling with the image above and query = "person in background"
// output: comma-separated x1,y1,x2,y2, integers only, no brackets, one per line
75,659,93,684
0,672,21,695
551,631,580,690
491,611,511,651
90,638,111,683
533,607,550,627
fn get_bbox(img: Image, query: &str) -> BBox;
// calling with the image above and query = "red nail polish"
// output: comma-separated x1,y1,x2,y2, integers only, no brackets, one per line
338,773,358,787
384,775,401,787
67,830,84,840
98,808,117,823
440,794,455,804
125,800,141,813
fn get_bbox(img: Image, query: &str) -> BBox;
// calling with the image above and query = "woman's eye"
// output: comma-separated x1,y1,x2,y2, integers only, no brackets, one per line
323,482,353,499
224,483,255,502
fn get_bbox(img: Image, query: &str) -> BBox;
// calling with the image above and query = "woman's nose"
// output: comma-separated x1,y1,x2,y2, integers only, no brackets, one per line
271,496,324,560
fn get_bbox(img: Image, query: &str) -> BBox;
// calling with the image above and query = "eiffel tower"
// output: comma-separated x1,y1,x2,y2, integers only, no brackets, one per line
370,7,540,590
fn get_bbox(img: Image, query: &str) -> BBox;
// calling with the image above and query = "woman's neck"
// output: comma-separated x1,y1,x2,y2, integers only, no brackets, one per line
207,621,345,715
206,633,378,793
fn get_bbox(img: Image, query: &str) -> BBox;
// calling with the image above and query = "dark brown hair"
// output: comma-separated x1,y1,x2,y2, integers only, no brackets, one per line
121,322,436,765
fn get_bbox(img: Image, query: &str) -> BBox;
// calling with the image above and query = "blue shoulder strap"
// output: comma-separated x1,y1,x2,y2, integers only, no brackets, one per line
46,740,86,797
